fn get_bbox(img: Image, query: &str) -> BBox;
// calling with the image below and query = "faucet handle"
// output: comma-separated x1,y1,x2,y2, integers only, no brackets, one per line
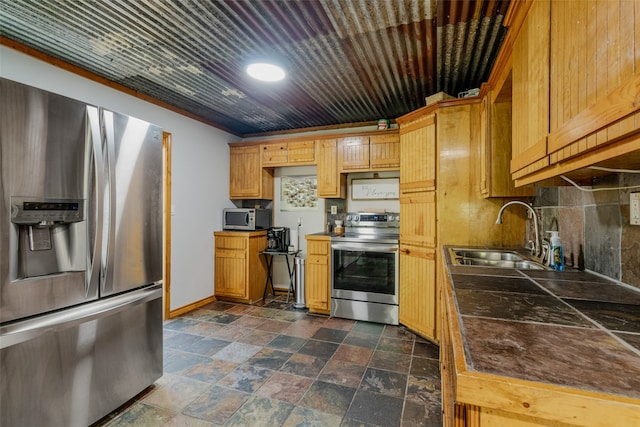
524,240,535,253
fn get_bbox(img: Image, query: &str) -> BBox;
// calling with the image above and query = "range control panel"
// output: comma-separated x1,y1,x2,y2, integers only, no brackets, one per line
344,212,399,228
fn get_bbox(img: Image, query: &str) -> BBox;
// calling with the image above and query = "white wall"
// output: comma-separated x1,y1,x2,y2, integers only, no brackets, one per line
1,46,237,311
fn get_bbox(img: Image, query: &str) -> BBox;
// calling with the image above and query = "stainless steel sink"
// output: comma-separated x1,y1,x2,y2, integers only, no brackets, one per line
449,247,550,270
452,249,525,261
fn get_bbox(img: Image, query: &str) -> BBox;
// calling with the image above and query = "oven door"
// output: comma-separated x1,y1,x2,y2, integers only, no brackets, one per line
330,240,399,305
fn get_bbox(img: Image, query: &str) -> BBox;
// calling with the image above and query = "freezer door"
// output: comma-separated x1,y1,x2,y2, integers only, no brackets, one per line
0,285,163,427
0,79,101,324
101,109,163,296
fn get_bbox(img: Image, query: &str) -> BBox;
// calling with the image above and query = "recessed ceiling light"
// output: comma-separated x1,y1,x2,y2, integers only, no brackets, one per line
246,62,285,82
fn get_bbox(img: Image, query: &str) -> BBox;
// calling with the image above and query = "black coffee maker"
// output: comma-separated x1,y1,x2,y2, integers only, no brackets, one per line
266,227,290,252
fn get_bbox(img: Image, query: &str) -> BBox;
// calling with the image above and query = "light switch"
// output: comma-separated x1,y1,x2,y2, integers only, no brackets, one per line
631,192,640,225
331,205,337,215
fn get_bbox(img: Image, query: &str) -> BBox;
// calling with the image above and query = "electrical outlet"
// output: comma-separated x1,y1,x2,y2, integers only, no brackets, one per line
631,192,640,225
330,205,337,215
297,217,303,227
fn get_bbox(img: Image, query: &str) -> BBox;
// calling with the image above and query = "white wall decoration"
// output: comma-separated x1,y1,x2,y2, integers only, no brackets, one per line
351,178,399,200
281,176,318,210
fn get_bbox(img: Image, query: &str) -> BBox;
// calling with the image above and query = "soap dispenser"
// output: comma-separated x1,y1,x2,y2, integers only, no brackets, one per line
546,231,564,271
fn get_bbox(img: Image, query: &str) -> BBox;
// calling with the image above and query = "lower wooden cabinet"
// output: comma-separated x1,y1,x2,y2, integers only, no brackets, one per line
399,243,436,340
304,235,331,314
214,231,267,304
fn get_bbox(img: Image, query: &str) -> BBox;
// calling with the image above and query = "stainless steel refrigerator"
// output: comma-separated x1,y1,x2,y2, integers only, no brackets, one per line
0,78,164,426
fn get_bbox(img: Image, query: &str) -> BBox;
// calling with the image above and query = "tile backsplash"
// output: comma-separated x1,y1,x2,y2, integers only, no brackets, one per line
533,172,640,289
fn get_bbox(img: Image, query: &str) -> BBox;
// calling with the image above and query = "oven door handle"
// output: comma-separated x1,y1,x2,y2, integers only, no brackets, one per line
331,242,398,253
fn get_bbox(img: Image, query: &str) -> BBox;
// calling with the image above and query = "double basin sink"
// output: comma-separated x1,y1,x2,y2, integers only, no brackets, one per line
449,247,549,270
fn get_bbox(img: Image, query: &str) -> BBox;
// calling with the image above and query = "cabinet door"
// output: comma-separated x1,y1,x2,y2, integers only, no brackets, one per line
287,141,315,164
261,143,288,166
511,0,550,177
547,0,640,163
230,146,261,199
214,236,248,298
338,136,369,171
317,139,346,198
399,244,436,340
400,113,436,194
481,92,535,198
370,134,400,169
400,191,436,248
305,238,330,314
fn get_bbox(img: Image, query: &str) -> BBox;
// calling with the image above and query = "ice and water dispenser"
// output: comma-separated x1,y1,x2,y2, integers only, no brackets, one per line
10,198,87,279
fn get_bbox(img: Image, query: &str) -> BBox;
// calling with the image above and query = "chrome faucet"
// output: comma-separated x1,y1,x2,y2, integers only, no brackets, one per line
495,201,541,259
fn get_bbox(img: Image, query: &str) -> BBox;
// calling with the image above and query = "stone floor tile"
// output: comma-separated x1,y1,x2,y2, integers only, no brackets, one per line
299,380,356,417
346,389,403,427
182,386,250,424
254,318,292,333
332,344,374,366
343,331,380,349
266,334,308,352
236,329,279,346
231,315,265,329
217,365,274,393
279,353,328,378
246,348,293,370
413,341,440,360
312,327,349,343
281,322,322,339
200,301,237,312
211,341,261,363
163,349,211,374
210,325,252,341
360,367,407,398
104,402,174,427
181,358,238,383
368,350,412,374
224,396,295,427
140,374,209,413
324,317,356,331
377,337,414,355
298,339,340,359
255,372,314,404
318,358,366,388
351,321,385,336
382,325,417,341
405,374,442,406
160,413,216,427
401,399,442,427
410,356,440,378
282,406,343,427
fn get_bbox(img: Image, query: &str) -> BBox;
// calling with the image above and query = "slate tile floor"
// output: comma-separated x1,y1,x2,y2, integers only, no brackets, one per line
95,296,442,427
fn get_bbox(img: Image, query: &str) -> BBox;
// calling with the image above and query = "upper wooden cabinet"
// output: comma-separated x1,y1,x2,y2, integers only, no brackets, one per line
229,145,274,200
480,88,535,198
260,140,316,166
317,138,347,198
399,112,436,195
338,132,400,172
510,0,640,186
511,0,550,179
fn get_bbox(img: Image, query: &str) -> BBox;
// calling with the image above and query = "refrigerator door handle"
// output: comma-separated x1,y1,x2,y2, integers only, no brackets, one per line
100,109,117,293
87,106,103,298
0,284,162,349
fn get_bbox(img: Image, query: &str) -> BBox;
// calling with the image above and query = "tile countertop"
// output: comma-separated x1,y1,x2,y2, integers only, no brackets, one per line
442,246,640,424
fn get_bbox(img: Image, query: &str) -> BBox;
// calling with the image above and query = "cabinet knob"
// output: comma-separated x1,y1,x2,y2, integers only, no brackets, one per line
400,248,410,255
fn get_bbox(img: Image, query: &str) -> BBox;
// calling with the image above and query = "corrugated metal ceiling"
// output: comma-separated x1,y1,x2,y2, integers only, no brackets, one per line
0,0,511,136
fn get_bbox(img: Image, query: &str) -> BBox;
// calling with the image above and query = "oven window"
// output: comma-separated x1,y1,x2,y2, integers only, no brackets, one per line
332,249,396,295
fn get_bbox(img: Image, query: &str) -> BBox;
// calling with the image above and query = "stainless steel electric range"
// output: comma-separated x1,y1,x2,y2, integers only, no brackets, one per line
330,212,399,325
